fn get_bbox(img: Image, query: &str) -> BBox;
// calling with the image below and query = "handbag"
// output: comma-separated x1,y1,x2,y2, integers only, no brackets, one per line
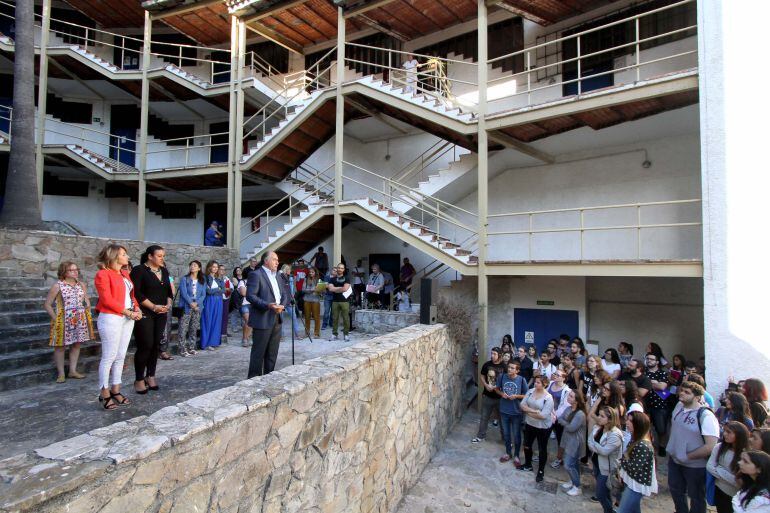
171,287,184,318
705,470,716,506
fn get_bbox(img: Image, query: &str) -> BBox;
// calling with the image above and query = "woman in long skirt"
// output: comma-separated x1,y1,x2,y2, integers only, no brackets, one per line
200,260,224,350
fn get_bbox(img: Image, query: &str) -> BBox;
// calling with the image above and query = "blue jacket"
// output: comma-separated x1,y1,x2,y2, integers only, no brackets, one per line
178,275,207,313
246,267,290,329
205,275,225,297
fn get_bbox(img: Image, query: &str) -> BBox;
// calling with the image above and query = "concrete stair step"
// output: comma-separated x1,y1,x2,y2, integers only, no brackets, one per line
0,277,49,289
0,309,56,326
0,353,109,392
0,286,51,301
0,343,102,373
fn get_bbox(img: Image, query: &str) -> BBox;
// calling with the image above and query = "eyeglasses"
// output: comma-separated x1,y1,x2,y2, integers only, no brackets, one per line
67,268,79,272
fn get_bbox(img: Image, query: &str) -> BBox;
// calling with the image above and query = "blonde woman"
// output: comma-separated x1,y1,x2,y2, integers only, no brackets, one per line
302,267,321,338
43,261,94,383
94,245,141,410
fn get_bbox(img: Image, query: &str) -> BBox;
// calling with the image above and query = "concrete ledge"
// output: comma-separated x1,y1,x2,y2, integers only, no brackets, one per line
355,309,420,334
0,324,467,513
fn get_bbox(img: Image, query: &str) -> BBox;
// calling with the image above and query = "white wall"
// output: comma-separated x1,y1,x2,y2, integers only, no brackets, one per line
586,277,704,360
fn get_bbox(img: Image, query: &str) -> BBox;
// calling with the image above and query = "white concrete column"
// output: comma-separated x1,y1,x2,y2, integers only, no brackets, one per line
233,20,247,252
476,0,489,406
226,15,238,247
333,7,345,265
34,0,51,204
698,0,770,393
138,11,152,241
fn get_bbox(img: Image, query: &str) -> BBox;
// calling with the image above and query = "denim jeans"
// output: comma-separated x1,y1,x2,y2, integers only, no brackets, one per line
618,487,643,513
650,407,670,450
476,395,503,440
500,412,523,458
564,453,581,488
668,459,707,513
322,298,332,328
593,466,613,513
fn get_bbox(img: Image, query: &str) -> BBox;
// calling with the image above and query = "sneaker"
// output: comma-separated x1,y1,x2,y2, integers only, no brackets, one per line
343,334,350,342
513,457,521,468
550,431,556,439
179,351,189,358
329,334,339,341
207,347,216,351
499,454,511,463
535,470,544,483
551,459,563,469
590,496,599,503
492,420,499,427
567,486,581,497
188,349,197,355
241,340,249,347
471,437,484,444
519,465,533,472
561,482,574,490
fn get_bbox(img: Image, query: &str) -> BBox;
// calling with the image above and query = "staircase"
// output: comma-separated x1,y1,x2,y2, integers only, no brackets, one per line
391,151,477,214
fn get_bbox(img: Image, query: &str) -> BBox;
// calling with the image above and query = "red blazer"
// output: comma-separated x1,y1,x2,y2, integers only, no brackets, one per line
95,268,139,315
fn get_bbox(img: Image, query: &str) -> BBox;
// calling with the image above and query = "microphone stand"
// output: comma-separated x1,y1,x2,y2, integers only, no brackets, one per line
290,299,296,365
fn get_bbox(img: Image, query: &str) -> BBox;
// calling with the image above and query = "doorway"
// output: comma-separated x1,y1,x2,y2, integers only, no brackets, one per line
513,308,579,354
368,253,400,287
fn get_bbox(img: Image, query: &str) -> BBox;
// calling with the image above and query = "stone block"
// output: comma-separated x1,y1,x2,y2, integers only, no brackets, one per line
277,413,307,448
147,405,212,444
169,479,212,513
107,434,169,464
34,434,108,462
99,486,158,513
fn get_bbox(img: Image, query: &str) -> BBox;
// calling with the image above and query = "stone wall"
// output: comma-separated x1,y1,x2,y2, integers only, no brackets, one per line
0,324,467,513
0,229,240,283
355,309,420,335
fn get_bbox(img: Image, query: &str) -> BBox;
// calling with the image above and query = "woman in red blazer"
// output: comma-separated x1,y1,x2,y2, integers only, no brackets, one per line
94,244,141,410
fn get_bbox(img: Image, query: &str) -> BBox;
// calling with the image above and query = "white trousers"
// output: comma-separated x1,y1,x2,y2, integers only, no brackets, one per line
97,313,134,389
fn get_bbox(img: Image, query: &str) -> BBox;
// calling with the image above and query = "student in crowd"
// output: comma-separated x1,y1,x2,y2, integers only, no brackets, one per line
280,264,303,339
218,265,234,344
501,351,512,367
581,354,600,398
623,358,652,399
618,411,658,513
647,342,669,367
559,389,587,496
590,376,625,433
534,350,557,382
743,379,769,427
546,340,561,367
177,260,206,357
708,421,750,513
602,348,622,379
302,267,321,339
366,264,385,309
292,259,307,296
235,267,251,347
560,353,579,391
200,260,224,351
589,369,611,409
351,259,365,307
557,334,571,358
308,246,329,279
527,345,538,363
496,360,528,467
44,261,93,383
157,265,175,361
472,347,506,444
644,351,671,456
618,341,634,370
622,379,645,414
242,257,258,280
516,345,534,383
750,427,770,453
131,245,173,394
399,257,416,296
688,373,716,409
94,245,140,409
548,369,571,469
670,354,687,388
321,267,335,329
502,334,513,353
733,451,770,513
520,375,555,482
588,406,624,513
667,381,720,513
327,262,351,342
721,392,756,431
571,337,588,367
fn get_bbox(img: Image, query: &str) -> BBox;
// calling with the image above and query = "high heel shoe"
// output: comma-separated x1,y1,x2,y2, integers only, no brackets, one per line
145,378,159,391
134,380,148,395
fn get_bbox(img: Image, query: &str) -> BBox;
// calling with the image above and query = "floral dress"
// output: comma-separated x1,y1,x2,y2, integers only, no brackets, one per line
49,281,94,347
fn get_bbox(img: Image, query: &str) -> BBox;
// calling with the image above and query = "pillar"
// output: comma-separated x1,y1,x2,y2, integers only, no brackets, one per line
226,15,238,247
137,11,152,241
34,0,51,203
476,0,489,406
233,20,246,252
333,7,345,265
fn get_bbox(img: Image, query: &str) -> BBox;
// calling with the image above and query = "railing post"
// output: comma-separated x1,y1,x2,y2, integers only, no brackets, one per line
577,35,582,95
528,213,533,260
637,204,642,260
635,17,641,82
580,209,585,260
120,37,125,70
526,50,531,105
185,137,190,167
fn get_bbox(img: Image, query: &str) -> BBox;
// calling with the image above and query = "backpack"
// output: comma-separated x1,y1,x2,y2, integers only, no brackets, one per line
695,405,715,443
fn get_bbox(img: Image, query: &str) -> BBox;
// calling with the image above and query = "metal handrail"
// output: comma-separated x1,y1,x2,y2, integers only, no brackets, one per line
488,198,702,261
394,141,457,185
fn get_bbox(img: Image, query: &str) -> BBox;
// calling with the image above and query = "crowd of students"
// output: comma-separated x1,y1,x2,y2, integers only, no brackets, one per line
474,336,770,513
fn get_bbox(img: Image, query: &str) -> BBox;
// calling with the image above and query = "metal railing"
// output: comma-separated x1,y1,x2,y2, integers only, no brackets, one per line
242,46,337,150
41,117,138,173
487,0,697,108
342,160,478,247
344,43,476,110
289,162,335,198
392,140,458,186
240,164,335,245
0,105,12,140
487,198,702,261
145,131,228,170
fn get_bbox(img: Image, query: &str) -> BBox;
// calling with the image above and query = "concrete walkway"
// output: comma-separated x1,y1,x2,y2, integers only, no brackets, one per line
397,412,674,513
0,327,370,460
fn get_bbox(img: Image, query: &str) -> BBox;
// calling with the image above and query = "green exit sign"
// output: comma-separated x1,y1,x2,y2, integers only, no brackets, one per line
537,300,555,306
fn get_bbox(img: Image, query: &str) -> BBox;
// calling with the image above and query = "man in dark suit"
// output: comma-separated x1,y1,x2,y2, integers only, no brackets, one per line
246,251,290,378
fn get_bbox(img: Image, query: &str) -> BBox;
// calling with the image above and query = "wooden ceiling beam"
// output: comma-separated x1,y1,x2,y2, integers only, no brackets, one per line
242,0,309,22
433,0,463,24
356,14,409,41
298,3,338,38
151,0,223,20
488,130,554,164
264,15,316,46
375,2,424,37
276,9,326,42
343,0,398,19
246,21,303,54
397,0,442,32
485,0,554,25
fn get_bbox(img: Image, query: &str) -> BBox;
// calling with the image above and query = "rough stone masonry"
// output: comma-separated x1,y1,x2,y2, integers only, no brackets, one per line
0,324,468,513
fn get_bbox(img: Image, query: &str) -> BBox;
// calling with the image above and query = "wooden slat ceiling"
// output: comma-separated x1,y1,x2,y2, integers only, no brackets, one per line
257,0,364,47
492,0,611,26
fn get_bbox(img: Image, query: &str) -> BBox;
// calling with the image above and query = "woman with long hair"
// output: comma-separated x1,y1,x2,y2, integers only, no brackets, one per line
708,421,750,513
548,369,571,470
130,245,173,393
217,265,234,344
200,260,224,350
617,411,657,513
622,379,644,414
519,375,554,482
646,342,668,367
94,245,141,409
588,406,624,513
234,266,251,347
558,389,587,496
743,379,769,427
583,355,602,400
723,392,756,431
44,261,94,383
177,260,205,357
733,450,770,513
749,427,770,453
302,267,321,338
602,348,622,379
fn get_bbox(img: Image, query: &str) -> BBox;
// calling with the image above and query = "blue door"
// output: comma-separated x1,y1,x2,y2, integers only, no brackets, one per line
513,308,579,355
109,128,136,166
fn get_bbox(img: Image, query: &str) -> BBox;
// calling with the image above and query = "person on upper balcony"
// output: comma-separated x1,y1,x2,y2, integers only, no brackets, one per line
204,220,224,247
403,53,419,93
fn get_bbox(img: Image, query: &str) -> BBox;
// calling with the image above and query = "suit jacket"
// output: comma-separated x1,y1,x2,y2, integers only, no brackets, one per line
246,267,290,329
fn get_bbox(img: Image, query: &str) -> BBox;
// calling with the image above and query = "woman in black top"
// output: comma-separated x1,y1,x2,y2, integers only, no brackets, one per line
130,245,173,394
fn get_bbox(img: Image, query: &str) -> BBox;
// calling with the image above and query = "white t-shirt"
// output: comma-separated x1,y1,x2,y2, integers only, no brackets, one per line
353,266,363,285
238,279,249,306
602,359,621,376
535,362,556,379
123,278,133,309
210,278,219,289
